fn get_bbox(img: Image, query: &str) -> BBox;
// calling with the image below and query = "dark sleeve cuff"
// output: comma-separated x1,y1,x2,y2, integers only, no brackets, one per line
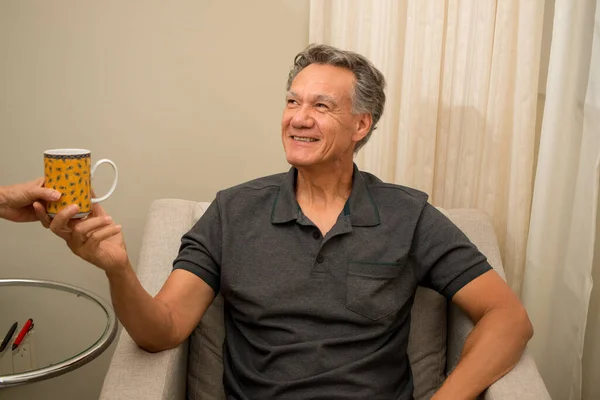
441,261,493,299
173,261,220,295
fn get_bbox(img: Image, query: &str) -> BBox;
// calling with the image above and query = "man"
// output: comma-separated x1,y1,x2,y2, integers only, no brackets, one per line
0,178,61,222
40,44,533,399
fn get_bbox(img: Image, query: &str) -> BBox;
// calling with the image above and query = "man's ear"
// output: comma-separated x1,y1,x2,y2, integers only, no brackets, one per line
352,113,372,143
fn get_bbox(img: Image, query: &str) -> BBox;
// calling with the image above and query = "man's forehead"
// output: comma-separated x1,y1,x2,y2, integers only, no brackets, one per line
287,90,338,102
289,64,355,100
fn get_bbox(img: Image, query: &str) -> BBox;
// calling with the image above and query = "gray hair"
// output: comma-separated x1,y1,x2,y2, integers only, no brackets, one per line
286,44,386,153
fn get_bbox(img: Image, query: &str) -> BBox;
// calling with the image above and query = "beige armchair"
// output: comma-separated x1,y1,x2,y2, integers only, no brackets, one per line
99,199,550,400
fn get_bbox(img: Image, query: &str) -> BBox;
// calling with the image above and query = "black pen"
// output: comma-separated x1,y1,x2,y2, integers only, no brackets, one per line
0,322,18,352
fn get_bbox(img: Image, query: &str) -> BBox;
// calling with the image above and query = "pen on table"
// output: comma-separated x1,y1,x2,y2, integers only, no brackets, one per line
12,318,34,351
0,322,18,352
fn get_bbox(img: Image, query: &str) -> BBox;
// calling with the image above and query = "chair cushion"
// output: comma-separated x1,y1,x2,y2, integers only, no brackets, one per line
187,294,226,400
408,287,447,399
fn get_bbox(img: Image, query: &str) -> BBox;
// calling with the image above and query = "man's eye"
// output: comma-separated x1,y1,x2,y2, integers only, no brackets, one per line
287,99,298,105
315,103,328,109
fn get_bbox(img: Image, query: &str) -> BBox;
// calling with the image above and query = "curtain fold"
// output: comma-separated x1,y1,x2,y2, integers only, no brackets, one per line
309,0,544,295
522,1,600,399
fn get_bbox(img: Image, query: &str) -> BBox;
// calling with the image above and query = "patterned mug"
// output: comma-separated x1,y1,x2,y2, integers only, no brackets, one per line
43,149,118,218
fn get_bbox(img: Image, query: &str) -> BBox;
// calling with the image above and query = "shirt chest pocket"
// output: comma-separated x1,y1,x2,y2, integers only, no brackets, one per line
346,261,414,321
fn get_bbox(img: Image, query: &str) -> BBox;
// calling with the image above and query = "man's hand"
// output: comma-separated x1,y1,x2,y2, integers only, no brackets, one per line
34,202,129,274
0,178,61,222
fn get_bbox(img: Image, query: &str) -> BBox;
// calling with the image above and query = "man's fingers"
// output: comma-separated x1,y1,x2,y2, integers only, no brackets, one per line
90,202,107,217
33,202,51,228
86,224,122,244
49,204,80,234
88,189,108,217
74,215,113,233
72,215,113,243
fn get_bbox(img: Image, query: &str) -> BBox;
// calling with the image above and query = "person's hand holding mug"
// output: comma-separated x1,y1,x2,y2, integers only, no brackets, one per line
32,148,126,273
0,178,62,222
41,148,118,218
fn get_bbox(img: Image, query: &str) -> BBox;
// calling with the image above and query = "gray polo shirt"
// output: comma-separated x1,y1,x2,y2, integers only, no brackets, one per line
173,165,491,400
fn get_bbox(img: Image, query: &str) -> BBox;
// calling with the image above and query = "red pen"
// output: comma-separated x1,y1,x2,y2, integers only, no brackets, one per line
12,319,34,351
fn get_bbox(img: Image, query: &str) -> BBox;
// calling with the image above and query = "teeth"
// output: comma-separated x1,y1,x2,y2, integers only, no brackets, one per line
293,136,318,142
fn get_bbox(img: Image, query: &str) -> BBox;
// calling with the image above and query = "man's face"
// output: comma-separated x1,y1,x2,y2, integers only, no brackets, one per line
282,64,370,169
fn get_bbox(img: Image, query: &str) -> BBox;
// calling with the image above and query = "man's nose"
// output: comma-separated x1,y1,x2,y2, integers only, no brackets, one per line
290,106,314,129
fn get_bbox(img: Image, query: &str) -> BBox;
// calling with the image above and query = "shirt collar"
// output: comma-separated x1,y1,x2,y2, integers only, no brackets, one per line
270,167,300,224
270,164,380,227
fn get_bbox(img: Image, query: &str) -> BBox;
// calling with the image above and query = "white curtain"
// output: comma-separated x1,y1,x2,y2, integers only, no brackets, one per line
310,0,544,295
522,0,600,399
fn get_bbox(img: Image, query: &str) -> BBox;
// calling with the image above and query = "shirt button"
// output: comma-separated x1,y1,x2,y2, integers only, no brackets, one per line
312,231,320,239
316,254,324,263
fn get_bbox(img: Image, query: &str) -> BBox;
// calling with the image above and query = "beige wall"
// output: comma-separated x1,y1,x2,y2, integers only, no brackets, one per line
0,1,309,399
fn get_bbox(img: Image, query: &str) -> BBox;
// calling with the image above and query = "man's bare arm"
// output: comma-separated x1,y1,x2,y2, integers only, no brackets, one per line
39,202,214,352
107,266,214,352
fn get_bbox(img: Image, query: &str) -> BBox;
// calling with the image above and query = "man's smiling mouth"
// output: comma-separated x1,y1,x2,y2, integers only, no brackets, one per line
292,136,319,142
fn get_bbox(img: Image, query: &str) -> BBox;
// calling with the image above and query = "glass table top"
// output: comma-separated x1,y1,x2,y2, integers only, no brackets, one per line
0,279,117,387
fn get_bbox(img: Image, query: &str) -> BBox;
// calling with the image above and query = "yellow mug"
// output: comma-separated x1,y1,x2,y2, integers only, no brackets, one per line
43,149,118,218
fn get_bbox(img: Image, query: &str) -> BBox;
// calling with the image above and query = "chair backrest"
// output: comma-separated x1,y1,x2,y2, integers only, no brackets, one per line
184,202,451,400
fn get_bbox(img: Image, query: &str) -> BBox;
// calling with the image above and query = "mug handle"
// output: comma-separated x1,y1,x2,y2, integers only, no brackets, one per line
91,159,118,203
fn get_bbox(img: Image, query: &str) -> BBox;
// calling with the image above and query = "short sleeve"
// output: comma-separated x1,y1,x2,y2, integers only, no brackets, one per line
410,203,492,298
172,195,223,294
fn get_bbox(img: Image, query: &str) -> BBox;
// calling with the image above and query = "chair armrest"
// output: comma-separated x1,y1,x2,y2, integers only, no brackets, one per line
482,350,551,400
99,199,200,400
99,332,188,400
